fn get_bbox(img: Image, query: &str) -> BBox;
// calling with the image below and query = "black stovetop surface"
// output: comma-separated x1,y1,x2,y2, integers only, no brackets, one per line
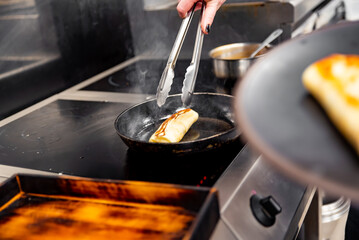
0,58,243,187
0,99,242,187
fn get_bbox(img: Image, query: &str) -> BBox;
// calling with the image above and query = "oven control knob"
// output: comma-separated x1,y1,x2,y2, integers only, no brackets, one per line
250,194,282,227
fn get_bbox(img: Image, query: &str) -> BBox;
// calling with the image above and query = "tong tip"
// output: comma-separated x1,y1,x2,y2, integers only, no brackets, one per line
181,92,193,107
156,67,175,107
156,92,166,107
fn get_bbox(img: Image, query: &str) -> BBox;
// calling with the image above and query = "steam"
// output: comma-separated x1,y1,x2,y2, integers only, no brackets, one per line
125,0,180,95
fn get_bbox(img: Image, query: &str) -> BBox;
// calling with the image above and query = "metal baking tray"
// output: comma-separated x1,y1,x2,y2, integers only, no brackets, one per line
0,174,219,240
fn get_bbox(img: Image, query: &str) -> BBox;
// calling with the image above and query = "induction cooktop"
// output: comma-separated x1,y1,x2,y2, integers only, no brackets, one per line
0,99,242,187
81,59,235,95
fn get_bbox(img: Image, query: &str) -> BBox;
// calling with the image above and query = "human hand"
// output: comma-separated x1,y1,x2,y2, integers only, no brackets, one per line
177,0,226,34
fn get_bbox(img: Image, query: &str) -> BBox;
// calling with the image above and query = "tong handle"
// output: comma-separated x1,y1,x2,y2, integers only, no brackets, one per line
181,2,205,106
190,4,204,76
167,4,196,69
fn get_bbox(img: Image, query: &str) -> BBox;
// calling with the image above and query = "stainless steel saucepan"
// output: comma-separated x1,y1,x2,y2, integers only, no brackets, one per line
209,42,273,79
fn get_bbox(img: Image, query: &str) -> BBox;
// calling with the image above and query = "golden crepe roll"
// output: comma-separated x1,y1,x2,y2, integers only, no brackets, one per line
149,109,199,143
302,54,359,153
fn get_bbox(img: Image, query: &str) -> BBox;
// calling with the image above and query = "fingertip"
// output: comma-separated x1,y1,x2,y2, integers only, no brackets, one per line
206,24,211,34
201,22,212,35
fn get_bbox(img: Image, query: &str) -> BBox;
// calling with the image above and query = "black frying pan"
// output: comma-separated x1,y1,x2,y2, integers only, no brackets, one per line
234,21,359,201
114,92,240,154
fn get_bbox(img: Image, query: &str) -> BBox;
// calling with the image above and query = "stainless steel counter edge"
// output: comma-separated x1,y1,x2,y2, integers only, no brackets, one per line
214,144,259,210
289,0,326,22
0,164,61,184
210,145,259,240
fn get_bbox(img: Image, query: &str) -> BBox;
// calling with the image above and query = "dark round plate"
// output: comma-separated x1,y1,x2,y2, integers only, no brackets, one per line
234,21,359,201
115,92,240,155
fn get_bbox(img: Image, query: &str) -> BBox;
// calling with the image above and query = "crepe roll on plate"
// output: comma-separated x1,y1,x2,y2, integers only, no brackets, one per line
302,54,359,153
149,109,199,143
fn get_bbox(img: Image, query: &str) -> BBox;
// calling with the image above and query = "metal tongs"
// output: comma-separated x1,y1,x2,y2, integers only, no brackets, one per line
156,1,205,107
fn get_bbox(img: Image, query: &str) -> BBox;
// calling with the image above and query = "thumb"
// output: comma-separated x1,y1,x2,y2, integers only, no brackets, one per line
177,0,199,18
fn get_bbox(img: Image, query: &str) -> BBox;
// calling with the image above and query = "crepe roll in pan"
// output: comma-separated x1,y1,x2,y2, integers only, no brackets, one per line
149,109,199,143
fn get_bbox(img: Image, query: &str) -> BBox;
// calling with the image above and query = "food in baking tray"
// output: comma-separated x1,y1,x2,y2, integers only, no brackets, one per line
149,109,199,143
302,54,359,153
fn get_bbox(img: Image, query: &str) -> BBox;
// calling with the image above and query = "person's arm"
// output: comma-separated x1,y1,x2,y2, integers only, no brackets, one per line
177,0,226,34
